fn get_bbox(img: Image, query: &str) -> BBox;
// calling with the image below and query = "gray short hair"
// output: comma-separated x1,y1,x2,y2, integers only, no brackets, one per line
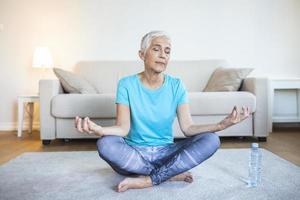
140,31,171,53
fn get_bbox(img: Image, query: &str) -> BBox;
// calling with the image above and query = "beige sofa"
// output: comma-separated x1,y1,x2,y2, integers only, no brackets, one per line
39,60,269,145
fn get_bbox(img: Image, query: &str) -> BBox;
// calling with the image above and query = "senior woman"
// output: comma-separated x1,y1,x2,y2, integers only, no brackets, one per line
75,31,250,192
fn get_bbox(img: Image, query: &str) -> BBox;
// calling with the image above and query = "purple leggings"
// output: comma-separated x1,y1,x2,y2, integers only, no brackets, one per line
96,132,220,185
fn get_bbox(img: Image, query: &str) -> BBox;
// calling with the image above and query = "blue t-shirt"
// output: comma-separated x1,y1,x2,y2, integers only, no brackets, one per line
115,73,189,146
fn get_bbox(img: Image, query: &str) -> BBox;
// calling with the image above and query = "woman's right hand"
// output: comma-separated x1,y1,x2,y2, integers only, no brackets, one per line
75,116,103,136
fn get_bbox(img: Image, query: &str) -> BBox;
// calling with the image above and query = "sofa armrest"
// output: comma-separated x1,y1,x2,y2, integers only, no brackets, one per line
240,77,270,137
39,79,64,140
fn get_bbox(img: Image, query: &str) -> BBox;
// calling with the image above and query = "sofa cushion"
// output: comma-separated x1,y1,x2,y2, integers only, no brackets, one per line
51,92,255,118
188,91,256,115
203,67,253,92
52,94,116,118
53,68,99,94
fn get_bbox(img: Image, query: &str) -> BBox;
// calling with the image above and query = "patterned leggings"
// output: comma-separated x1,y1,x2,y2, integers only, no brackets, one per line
96,132,220,185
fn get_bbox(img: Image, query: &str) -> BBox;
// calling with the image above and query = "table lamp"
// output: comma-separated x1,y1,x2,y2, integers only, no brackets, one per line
32,46,53,69
32,46,54,95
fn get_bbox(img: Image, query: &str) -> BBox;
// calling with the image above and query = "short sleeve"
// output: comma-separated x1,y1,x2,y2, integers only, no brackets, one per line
115,80,129,106
177,80,189,106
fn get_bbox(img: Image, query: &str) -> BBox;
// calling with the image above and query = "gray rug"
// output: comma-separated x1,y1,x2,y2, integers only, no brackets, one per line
0,149,299,200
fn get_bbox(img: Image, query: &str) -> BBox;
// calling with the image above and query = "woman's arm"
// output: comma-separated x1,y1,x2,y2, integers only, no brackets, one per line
176,104,250,137
75,104,131,137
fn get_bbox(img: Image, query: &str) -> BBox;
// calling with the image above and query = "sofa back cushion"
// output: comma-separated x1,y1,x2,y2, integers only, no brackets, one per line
74,60,228,93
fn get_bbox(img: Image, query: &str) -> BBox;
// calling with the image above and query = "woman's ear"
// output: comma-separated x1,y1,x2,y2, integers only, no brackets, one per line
138,50,145,61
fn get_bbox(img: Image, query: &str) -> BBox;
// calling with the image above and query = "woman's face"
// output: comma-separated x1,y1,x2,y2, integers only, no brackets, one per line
139,36,171,74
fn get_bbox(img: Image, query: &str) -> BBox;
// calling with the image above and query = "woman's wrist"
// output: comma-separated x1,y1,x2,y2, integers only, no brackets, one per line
216,123,225,131
94,125,104,136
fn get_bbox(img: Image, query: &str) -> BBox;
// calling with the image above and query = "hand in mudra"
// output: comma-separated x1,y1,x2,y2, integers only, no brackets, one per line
218,106,251,130
75,116,103,136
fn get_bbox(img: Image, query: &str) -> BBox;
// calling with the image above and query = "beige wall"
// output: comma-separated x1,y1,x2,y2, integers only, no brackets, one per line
0,0,300,130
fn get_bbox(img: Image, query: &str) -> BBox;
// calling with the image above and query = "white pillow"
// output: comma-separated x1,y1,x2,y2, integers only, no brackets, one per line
203,67,253,92
53,68,99,94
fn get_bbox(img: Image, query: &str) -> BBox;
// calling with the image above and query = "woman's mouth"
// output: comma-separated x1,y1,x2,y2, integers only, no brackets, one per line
155,61,165,65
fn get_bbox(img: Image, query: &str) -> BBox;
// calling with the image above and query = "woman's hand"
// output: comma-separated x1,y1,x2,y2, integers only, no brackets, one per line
217,106,251,131
75,116,103,136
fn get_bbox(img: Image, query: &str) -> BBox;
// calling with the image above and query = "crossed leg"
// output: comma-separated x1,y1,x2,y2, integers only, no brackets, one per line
96,132,220,192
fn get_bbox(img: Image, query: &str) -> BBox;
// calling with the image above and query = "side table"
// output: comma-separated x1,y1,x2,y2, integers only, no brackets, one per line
17,95,40,137
268,78,300,132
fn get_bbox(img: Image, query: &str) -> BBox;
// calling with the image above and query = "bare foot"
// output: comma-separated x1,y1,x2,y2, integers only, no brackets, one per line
117,176,153,192
169,172,193,183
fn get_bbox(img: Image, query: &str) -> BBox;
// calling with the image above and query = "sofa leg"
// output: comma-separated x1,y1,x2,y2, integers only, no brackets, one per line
258,137,267,142
42,140,51,145
64,139,71,143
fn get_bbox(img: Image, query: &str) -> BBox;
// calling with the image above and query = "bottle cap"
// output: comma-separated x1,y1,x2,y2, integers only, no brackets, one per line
251,143,259,148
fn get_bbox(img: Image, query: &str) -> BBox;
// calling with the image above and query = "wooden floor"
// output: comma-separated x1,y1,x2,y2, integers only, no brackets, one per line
0,128,299,166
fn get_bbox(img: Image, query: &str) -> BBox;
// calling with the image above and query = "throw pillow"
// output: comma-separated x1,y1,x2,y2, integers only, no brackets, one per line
203,67,253,92
53,68,99,94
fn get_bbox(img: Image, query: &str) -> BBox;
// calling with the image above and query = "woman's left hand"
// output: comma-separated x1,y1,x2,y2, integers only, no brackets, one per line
217,106,251,131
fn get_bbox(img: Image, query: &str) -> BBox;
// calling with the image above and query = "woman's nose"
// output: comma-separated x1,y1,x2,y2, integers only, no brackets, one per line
159,50,166,58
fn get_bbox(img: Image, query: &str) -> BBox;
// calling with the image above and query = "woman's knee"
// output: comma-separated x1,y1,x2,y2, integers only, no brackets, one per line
203,132,221,150
193,132,220,150
97,135,123,159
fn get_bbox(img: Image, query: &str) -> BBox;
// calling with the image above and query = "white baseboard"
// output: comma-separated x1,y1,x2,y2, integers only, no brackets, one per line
0,122,40,132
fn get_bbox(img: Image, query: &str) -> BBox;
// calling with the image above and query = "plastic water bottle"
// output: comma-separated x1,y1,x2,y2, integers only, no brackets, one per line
248,143,262,187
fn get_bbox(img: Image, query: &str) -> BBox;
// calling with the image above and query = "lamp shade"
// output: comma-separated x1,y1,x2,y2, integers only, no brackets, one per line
32,46,53,68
